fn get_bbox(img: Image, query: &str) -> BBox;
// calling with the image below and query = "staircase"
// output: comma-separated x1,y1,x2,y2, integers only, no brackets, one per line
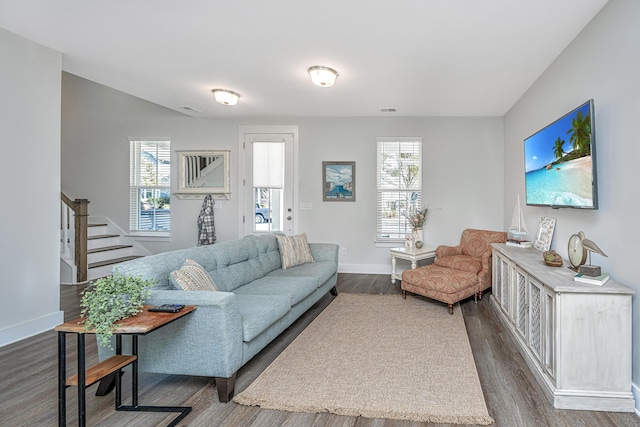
86,223,144,281
61,194,148,284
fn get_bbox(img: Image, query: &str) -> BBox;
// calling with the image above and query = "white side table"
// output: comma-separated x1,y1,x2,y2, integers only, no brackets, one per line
390,246,437,284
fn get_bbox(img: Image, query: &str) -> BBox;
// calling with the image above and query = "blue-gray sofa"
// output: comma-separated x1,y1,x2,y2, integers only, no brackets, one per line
98,233,339,402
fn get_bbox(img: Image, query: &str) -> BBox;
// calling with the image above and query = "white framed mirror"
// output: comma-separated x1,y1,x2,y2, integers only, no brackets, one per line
175,150,230,199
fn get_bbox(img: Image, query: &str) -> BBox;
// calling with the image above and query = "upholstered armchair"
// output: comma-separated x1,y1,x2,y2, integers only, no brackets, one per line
401,228,507,314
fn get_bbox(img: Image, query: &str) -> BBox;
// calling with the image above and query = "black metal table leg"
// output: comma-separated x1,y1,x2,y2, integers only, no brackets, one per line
77,333,86,427
57,331,66,427
117,335,191,426
115,335,123,409
132,335,138,407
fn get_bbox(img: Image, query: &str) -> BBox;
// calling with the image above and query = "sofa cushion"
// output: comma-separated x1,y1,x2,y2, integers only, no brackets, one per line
276,233,314,269
169,259,219,291
210,237,266,292
245,234,283,274
233,276,317,306
234,294,291,342
267,260,337,288
434,255,482,274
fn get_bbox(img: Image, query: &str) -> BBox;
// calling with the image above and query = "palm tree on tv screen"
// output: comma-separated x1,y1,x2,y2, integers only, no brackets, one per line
553,137,566,160
567,111,591,156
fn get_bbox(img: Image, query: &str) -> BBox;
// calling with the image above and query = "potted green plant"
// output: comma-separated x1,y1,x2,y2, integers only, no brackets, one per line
80,274,153,348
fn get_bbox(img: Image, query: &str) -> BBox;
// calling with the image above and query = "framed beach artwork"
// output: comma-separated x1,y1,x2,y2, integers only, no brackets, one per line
323,161,355,202
534,216,556,252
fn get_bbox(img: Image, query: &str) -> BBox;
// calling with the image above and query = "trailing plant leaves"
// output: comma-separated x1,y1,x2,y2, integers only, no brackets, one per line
80,275,153,348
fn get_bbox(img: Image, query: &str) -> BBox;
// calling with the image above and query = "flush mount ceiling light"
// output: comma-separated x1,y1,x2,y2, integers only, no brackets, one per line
308,66,339,87
211,89,240,106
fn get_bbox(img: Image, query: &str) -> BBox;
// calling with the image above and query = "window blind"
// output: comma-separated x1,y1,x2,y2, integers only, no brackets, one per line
252,141,284,189
376,137,422,241
129,140,171,232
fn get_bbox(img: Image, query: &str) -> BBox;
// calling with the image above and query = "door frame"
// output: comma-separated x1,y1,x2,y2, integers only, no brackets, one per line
238,125,299,237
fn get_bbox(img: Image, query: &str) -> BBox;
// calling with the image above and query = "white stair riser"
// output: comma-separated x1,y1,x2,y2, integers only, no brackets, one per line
87,225,108,237
87,237,119,250
88,247,134,264
88,264,115,281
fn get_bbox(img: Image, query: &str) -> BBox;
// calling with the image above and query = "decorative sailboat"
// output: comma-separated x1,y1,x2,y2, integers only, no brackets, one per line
507,195,532,248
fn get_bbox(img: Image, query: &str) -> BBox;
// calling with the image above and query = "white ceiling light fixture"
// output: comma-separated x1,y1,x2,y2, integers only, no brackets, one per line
212,89,240,106
308,66,339,87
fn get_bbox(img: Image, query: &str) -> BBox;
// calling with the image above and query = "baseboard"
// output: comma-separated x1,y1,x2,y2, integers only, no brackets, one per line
0,310,64,348
633,382,640,416
338,263,390,274
338,263,425,276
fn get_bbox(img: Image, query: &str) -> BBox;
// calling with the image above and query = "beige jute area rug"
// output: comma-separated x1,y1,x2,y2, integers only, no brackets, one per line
234,293,494,424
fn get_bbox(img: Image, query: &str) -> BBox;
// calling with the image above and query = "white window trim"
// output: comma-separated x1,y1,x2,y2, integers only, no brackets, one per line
129,139,171,236
375,136,423,244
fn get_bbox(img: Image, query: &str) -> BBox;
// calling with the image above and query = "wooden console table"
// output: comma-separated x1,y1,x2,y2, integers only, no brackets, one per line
490,244,634,412
56,305,196,426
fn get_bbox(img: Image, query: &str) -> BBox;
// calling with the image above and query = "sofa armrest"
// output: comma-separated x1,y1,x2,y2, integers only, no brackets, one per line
310,243,339,264
436,244,463,258
98,289,245,379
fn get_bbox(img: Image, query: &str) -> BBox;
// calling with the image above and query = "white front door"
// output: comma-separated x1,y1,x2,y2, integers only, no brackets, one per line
240,126,298,236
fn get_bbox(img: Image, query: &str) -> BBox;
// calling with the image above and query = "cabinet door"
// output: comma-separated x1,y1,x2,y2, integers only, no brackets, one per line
542,287,555,379
492,251,502,302
528,277,544,364
499,256,512,317
514,267,528,340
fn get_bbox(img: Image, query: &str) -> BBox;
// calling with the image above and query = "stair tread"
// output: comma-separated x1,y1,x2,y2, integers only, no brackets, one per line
89,256,143,269
88,233,119,240
87,244,133,254
88,223,107,227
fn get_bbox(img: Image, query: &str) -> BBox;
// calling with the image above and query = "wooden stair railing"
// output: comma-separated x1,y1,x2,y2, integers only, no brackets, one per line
61,192,89,283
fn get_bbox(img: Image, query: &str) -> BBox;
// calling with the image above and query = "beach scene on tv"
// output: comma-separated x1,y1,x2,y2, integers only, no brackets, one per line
524,102,595,208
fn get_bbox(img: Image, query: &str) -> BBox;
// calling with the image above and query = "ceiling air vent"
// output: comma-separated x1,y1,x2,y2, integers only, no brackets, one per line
179,106,202,113
379,108,397,113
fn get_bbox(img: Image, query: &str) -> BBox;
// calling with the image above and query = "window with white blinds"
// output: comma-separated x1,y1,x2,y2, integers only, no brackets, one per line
376,137,422,241
129,140,171,234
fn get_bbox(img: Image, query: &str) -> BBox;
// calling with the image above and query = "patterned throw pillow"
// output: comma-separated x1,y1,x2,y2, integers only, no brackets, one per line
170,258,219,291
276,233,315,270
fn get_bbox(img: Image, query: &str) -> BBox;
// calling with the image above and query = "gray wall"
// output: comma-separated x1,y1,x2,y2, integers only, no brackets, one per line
0,28,63,345
62,73,504,271
503,0,640,398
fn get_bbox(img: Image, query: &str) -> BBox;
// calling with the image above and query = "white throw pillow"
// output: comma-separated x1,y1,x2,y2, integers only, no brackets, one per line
276,233,315,270
170,258,219,291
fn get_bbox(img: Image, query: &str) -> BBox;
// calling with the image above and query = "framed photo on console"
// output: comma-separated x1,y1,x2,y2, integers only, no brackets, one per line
534,216,556,252
323,161,355,202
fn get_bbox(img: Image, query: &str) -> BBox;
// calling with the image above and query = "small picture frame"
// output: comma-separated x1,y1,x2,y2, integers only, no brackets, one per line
534,216,556,252
323,161,355,202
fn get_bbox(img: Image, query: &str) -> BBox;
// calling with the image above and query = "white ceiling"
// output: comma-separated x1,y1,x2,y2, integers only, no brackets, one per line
0,0,608,118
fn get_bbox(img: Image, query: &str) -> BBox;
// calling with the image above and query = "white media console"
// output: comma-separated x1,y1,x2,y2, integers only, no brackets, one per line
490,243,635,412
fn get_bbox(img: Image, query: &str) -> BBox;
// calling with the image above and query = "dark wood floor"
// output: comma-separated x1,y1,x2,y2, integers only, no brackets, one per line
1,273,638,426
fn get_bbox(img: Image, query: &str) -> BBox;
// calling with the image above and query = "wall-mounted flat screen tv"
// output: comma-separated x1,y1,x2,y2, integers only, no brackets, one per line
524,99,598,209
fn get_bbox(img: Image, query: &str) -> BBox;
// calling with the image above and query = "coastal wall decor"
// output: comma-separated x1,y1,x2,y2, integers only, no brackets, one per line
534,216,556,252
323,161,355,202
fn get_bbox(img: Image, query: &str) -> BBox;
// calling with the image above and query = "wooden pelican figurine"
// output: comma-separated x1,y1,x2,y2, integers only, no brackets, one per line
578,231,608,258
578,231,608,276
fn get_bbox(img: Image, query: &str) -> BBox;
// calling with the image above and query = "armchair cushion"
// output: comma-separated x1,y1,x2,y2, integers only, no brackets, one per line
434,255,482,274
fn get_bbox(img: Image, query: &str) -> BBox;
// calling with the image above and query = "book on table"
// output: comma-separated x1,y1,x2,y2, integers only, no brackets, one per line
573,273,609,286
506,238,532,248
